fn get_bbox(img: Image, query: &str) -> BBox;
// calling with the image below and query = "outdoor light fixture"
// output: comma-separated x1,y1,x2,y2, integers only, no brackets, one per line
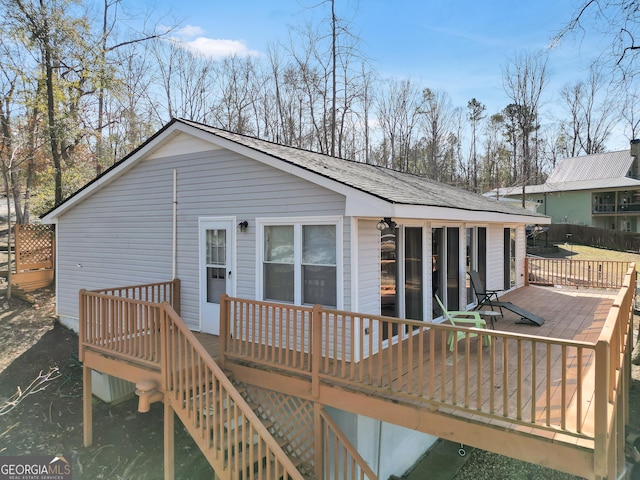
376,217,395,231
238,220,248,232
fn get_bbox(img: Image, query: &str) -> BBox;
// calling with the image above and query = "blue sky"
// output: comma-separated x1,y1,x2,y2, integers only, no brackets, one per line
155,0,626,148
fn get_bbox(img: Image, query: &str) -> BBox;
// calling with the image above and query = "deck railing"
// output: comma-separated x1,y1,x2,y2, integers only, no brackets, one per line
79,279,303,479
223,297,597,438
78,280,180,366
221,263,636,450
593,264,635,479
526,258,630,289
89,279,181,313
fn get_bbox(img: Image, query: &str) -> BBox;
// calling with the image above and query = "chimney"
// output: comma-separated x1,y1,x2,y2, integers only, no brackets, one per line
631,139,640,179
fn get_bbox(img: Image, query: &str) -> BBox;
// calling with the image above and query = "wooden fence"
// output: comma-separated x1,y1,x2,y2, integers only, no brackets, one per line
543,223,640,252
11,224,55,292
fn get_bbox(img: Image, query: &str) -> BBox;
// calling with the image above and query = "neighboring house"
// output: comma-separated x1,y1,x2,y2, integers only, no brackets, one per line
485,140,640,232
41,118,548,478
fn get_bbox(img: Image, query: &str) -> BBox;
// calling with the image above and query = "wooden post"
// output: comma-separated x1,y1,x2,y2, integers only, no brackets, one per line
160,305,169,392
219,294,229,370
83,365,93,447
593,339,610,478
78,289,87,363
314,403,324,480
171,279,181,316
524,257,529,286
311,304,322,399
164,400,175,480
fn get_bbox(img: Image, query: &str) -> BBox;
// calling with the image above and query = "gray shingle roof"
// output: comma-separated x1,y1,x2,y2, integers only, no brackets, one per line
181,119,543,218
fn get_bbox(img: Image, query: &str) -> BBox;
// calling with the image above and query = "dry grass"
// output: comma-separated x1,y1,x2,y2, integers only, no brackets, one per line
534,242,640,264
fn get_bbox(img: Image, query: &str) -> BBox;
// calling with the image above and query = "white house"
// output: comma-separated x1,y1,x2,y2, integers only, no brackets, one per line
41,118,549,478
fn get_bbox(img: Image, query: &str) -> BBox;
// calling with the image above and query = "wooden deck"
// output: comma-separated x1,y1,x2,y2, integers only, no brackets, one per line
78,262,634,479
203,285,615,435
216,284,630,479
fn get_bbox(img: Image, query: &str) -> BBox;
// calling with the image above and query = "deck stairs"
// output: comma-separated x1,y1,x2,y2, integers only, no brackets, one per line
167,365,310,479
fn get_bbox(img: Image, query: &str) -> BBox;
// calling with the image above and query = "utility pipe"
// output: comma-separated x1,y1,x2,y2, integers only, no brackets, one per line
172,169,177,280
135,380,163,413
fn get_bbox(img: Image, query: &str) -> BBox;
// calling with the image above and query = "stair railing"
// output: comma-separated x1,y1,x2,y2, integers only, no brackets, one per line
316,406,378,480
162,304,304,479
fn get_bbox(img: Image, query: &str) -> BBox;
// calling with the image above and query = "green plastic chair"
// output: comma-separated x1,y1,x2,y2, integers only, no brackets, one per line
434,295,491,351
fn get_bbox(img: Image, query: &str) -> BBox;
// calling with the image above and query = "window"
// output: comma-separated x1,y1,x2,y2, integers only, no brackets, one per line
262,221,338,307
302,225,337,305
264,226,294,302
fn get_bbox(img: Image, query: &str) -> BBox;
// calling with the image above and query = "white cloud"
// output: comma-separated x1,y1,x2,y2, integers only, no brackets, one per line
170,24,260,60
183,37,260,59
177,24,205,38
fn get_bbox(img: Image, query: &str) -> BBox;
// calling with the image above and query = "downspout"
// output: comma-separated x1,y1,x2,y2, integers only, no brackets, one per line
172,169,177,280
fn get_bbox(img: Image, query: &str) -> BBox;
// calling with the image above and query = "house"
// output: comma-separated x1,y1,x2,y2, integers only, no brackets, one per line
485,140,640,232
46,118,635,479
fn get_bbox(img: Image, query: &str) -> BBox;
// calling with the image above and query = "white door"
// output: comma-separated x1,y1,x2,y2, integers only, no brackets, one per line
200,218,235,335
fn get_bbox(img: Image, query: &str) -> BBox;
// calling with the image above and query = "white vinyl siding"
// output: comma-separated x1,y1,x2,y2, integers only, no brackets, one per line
485,223,505,292
56,147,347,331
356,219,382,316
516,225,526,288
146,131,221,159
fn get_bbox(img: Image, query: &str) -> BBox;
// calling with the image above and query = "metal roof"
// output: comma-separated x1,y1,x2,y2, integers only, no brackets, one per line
485,149,640,198
486,177,640,197
546,150,632,183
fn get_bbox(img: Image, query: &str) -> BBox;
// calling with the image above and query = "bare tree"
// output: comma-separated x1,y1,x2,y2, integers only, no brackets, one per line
420,88,457,181
482,112,511,191
621,80,640,141
557,1,640,74
559,66,615,155
152,39,215,123
374,78,425,172
502,51,548,185
94,0,174,175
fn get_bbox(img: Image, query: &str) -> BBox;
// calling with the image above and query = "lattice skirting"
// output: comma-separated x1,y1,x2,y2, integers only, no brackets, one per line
243,384,315,476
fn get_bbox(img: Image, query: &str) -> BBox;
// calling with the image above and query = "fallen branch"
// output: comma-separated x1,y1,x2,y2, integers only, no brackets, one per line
0,367,61,416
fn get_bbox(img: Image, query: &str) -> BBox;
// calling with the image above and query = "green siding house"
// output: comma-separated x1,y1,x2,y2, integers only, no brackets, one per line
485,140,640,232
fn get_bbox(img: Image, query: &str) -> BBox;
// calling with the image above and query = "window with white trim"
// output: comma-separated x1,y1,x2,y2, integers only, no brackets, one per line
263,222,337,307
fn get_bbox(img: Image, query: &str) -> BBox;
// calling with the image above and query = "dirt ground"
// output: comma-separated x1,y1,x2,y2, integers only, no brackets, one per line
0,220,639,479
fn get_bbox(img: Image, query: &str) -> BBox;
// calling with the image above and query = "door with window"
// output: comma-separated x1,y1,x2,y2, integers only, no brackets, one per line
432,226,460,314
504,227,516,290
200,218,235,334
379,224,423,341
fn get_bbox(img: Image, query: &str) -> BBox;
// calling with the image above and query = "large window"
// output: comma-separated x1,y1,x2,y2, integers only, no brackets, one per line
263,222,337,307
